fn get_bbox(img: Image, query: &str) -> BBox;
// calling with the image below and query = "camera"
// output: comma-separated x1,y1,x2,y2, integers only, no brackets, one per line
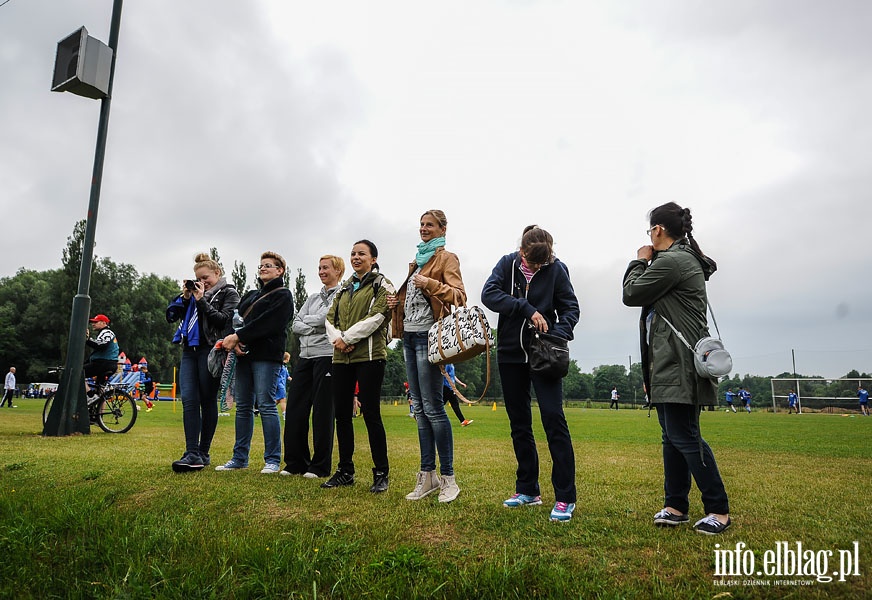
184,280,197,291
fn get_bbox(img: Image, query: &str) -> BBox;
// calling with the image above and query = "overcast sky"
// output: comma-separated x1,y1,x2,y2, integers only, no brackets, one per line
2,1,871,379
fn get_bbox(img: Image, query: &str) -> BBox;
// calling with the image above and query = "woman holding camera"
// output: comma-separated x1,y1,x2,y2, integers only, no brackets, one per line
482,225,580,522
217,251,294,474
166,253,240,472
622,202,731,535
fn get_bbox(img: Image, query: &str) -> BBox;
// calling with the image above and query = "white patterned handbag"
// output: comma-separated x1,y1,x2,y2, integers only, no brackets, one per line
427,305,494,366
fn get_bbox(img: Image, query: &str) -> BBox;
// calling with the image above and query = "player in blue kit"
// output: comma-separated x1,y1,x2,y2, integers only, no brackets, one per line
858,386,869,416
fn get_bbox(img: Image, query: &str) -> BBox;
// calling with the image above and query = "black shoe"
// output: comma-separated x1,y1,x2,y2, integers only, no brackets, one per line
370,469,389,493
653,508,689,527
321,470,355,488
172,452,206,473
694,515,731,535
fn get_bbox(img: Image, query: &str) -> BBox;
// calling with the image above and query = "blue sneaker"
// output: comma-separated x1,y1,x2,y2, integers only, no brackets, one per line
215,460,247,471
550,502,576,522
503,493,542,508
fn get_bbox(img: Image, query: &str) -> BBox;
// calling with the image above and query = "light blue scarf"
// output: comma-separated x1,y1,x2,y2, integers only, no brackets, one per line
415,237,446,267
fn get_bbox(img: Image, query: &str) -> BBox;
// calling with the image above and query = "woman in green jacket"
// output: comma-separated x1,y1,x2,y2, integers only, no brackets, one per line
323,240,394,493
622,202,731,535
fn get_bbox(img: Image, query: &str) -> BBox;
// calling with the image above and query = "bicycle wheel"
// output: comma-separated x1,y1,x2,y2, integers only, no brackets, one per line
42,396,53,425
97,389,138,433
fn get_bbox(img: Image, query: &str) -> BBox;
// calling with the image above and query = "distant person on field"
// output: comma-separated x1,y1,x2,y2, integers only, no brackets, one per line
787,389,799,414
738,387,752,413
442,363,473,427
1,367,16,408
274,352,290,419
724,388,737,413
166,253,240,473
610,386,620,410
622,202,731,535
858,386,869,416
84,314,120,397
482,224,581,523
139,366,155,411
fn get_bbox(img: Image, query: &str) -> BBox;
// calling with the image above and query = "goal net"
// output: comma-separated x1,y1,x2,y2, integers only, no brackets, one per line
769,378,870,413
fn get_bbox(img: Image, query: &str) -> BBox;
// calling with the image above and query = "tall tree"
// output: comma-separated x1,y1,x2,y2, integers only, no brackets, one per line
209,247,223,273
232,260,248,295
293,268,308,312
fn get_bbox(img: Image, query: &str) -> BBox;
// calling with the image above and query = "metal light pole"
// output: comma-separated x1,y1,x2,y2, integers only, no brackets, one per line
44,0,124,436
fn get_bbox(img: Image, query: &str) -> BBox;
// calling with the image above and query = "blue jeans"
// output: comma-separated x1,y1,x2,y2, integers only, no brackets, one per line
179,347,219,457
231,358,282,466
656,403,730,515
404,332,454,475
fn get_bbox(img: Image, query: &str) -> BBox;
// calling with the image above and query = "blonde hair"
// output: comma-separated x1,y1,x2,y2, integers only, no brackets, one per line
193,252,222,276
421,209,448,231
261,251,286,273
320,254,346,279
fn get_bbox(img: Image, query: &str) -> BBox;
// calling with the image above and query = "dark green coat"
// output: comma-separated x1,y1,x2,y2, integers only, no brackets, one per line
325,270,393,365
622,240,717,406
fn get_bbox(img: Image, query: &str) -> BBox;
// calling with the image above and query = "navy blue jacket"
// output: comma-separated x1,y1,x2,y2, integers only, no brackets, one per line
235,277,294,363
481,252,580,363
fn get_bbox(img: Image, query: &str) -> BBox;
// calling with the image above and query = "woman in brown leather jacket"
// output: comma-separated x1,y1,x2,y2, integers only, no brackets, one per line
388,210,466,504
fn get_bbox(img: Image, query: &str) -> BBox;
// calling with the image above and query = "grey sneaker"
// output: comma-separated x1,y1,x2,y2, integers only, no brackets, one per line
215,460,247,471
438,474,460,503
405,470,441,500
654,508,689,527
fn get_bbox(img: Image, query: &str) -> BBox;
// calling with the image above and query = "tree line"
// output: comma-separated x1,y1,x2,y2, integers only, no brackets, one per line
1,222,867,403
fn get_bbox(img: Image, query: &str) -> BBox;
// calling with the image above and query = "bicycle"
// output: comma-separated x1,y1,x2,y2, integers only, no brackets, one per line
42,367,138,434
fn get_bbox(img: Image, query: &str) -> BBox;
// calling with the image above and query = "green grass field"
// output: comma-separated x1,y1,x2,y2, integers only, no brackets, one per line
0,398,869,599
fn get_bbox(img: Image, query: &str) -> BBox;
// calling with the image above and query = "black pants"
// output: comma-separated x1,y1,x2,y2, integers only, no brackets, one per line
442,385,466,423
83,359,118,388
0,389,13,407
332,360,388,475
283,356,334,476
499,362,577,504
655,403,730,515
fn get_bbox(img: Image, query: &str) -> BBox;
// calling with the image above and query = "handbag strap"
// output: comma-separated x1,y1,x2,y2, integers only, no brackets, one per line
657,299,721,353
240,287,286,320
439,366,477,405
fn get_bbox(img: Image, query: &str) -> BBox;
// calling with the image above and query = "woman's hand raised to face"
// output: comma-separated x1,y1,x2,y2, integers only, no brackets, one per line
637,245,654,262
192,280,205,301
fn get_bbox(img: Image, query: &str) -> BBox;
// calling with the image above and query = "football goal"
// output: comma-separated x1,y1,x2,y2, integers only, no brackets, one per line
770,377,870,413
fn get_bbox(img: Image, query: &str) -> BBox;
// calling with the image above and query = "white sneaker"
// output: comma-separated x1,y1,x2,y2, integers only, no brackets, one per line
303,472,321,479
438,474,460,503
405,470,441,500
261,463,281,474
